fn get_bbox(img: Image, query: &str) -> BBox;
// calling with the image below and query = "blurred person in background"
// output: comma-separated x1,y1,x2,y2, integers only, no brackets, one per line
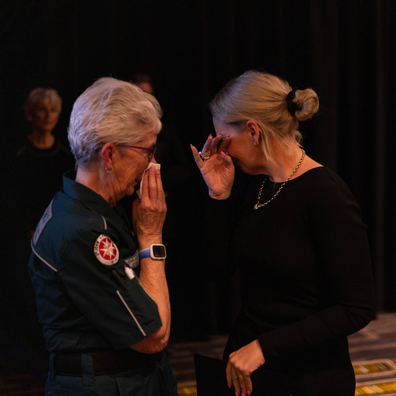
4,88,74,376
14,87,75,240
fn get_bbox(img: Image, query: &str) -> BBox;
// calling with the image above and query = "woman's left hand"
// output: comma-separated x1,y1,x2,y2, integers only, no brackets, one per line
226,340,265,396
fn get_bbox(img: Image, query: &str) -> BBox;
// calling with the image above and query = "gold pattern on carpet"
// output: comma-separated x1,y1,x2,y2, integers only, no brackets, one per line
355,379,396,395
178,383,197,396
354,359,396,380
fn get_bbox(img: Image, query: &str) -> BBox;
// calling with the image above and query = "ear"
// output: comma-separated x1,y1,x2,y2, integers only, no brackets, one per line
101,143,117,170
246,120,261,146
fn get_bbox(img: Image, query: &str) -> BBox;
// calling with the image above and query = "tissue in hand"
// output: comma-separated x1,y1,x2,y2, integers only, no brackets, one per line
136,162,161,198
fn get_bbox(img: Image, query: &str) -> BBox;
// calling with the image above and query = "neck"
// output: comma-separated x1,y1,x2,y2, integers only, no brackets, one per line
262,144,303,183
76,166,117,207
28,130,55,149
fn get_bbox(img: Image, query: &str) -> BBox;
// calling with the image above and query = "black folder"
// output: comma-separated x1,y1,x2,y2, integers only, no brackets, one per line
194,354,292,396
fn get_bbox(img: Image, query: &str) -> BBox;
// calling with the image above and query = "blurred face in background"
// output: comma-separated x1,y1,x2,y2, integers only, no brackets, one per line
26,99,60,134
136,82,154,95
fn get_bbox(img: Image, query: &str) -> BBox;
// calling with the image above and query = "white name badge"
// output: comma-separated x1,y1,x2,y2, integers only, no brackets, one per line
124,250,140,269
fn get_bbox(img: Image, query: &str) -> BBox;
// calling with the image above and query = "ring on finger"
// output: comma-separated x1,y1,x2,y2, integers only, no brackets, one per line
235,375,243,380
198,151,210,161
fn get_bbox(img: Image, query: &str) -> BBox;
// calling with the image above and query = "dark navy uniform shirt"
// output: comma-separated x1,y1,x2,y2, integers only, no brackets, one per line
28,170,161,354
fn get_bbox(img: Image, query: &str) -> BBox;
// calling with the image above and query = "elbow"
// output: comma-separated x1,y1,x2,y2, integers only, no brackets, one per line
359,291,377,327
361,304,376,328
348,302,376,333
131,326,169,354
146,326,170,353
148,338,169,354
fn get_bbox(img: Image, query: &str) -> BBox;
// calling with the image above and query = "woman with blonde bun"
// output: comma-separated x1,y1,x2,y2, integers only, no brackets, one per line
191,70,375,396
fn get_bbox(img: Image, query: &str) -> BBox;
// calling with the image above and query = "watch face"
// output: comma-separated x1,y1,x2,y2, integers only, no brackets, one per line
152,245,166,257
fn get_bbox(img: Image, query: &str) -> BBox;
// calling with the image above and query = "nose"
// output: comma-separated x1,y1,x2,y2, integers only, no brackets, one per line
151,156,157,164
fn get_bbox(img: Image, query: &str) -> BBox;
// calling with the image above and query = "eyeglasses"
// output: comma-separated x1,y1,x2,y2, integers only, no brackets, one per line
118,144,157,161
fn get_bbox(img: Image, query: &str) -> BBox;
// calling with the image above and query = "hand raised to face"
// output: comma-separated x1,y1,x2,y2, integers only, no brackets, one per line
190,133,235,200
132,166,167,245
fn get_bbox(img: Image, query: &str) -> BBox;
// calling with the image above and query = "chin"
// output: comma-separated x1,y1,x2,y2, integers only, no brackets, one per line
125,187,136,197
236,163,246,173
238,164,256,175
127,182,139,196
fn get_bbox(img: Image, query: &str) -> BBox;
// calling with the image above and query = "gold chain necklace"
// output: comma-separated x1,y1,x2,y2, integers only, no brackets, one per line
253,149,306,210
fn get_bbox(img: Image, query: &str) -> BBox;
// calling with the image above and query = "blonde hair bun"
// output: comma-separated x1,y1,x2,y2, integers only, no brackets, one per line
293,88,319,122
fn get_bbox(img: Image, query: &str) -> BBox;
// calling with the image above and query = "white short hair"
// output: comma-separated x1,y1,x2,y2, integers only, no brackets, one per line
24,88,62,114
68,77,162,168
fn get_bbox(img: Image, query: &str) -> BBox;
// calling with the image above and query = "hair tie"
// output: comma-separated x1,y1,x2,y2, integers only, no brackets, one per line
286,88,297,117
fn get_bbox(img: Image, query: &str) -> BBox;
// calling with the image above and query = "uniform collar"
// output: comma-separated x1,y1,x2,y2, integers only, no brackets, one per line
62,170,127,229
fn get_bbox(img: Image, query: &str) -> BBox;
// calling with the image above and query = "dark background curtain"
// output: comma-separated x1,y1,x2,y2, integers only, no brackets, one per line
1,0,395,342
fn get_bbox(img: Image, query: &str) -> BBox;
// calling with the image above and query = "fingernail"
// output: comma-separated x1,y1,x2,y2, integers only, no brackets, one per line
247,392,251,396
235,393,238,396
221,151,226,157
228,383,231,389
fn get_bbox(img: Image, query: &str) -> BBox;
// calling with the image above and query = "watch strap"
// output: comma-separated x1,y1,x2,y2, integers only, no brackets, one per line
139,248,150,260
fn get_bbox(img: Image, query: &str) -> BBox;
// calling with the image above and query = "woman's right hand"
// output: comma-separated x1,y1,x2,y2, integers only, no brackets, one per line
190,133,235,200
132,166,167,246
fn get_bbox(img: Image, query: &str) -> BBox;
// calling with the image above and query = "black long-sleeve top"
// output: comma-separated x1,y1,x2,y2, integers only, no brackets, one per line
205,166,375,370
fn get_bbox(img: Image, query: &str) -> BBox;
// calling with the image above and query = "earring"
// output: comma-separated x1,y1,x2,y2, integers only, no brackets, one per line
105,167,113,174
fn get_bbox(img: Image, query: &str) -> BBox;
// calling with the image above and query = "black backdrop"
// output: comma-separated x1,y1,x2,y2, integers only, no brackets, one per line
1,0,395,338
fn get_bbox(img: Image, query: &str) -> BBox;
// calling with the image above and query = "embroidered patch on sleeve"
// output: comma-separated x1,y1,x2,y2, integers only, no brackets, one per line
94,235,119,265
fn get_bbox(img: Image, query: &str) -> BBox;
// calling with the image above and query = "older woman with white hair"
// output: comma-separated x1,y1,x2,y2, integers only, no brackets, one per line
28,77,178,396
191,70,375,396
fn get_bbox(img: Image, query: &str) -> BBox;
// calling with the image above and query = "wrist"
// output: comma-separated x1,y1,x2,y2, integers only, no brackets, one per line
138,236,163,250
209,191,231,200
254,339,265,364
139,244,167,260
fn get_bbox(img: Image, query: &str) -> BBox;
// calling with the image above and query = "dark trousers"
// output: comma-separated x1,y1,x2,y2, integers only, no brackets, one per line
46,352,179,395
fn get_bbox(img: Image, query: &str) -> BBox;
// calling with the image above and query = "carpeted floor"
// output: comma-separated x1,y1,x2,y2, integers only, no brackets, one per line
350,312,396,396
169,312,396,396
1,312,395,395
